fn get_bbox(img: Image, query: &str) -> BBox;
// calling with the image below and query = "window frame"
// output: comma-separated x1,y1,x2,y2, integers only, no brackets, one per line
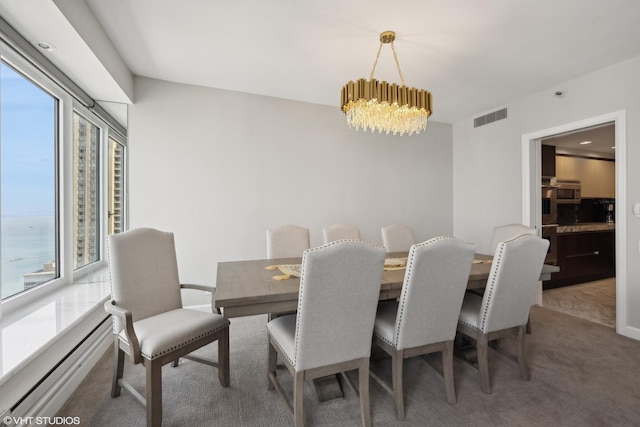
0,60,59,300
72,108,102,272
0,43,127,314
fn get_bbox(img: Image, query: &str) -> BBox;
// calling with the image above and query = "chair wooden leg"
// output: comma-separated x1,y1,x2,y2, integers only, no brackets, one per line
293,370,305,427
477,334,492,394
218,327,230,387
146,360,162,427
358,358,372,427
442,340,457,404
392,349,405,421
526,314,532,334
516,324,530,381
267,338,277,390
171,359,179,367
112,341,125,398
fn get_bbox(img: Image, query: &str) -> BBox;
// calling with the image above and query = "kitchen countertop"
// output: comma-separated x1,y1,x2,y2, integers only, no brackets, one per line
557,222,616,233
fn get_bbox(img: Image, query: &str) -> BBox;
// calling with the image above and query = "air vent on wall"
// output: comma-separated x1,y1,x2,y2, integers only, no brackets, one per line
474,107,508,128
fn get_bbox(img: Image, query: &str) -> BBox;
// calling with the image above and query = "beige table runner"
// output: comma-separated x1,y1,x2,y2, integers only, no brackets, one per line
266,264,302,280
266,257,411,280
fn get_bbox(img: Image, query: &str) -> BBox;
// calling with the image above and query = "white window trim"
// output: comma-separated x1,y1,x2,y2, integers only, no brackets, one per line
1,44,70,314
0,43,126,316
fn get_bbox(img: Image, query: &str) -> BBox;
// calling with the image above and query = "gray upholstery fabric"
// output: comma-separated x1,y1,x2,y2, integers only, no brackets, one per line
322,224,360,244
265,314,297,366
459,234,549,333
266,224,310,259
374,236,476,350
268,240,386,372
120,308,229,360
457,292,482,328
380,223,415,253
371,301,398,346
108,228,183,332
489,223,536,255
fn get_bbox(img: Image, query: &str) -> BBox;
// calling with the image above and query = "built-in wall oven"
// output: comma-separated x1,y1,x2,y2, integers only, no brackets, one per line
541,176,558,264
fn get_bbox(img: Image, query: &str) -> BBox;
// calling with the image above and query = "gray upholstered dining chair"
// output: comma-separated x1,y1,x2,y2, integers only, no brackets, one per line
380,223,415,253
266,224,310,259
322,223,360,244
371,236,476,420
104,228,230,427
489,223,536,255
266,240,386,427
457,234,549,394
266,224,310,321
487,223,538,333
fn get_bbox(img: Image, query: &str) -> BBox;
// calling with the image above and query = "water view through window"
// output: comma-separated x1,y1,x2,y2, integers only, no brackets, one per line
1,63,57,299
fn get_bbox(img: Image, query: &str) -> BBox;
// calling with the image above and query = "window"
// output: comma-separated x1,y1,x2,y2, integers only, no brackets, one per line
0,63,58,299
0,44,127,303
73,112,100,269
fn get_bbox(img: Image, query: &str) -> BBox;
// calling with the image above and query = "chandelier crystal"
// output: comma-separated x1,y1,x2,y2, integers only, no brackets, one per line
340,31,432,136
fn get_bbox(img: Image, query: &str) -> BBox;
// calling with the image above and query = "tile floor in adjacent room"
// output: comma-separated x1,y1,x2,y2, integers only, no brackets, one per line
542,278,616,328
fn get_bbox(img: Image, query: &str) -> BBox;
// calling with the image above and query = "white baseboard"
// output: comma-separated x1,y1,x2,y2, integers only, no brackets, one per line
618,324,640,341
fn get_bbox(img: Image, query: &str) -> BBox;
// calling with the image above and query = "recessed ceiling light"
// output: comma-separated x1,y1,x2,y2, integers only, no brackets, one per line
579,141,592,145
33,41,56,52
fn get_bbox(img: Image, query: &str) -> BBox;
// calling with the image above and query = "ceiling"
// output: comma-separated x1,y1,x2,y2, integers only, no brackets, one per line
542,123,616,158
2,0,640,125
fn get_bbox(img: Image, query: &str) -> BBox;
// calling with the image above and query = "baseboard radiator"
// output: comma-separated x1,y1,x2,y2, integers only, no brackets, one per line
0,315,112,426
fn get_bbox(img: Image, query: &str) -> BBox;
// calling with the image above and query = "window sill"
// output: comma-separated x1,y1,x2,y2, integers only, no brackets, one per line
0,274,110,379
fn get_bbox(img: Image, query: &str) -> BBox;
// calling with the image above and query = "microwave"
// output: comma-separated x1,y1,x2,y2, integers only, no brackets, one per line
556,180,581,204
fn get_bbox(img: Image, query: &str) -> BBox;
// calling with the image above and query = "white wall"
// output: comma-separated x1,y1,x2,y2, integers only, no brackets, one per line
453,54,640,333
129,77,454,290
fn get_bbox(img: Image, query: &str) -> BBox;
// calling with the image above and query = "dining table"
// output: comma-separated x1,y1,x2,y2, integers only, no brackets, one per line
215,252,559,318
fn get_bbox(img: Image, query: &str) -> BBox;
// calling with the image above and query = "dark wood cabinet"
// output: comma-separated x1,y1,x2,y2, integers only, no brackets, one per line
544,230,615,289
542,144,556,177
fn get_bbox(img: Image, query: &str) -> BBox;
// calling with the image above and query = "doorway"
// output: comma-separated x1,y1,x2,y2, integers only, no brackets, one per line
521,110,630,337
539,123,616,327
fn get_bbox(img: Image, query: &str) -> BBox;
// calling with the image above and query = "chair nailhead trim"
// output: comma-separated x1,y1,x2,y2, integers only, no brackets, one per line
141,320,229,360
458,320,480,331
374,331,394,347
269,333,295,367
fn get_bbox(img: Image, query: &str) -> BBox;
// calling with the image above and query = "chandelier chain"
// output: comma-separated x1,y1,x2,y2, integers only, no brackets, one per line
368,41,406,86
369,42,384,81
389,42,406,86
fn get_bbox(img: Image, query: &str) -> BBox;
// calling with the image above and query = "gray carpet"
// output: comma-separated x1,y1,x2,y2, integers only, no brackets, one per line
57,306,640,426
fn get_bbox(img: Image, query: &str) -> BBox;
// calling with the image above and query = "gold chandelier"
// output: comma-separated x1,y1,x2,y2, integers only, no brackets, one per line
340,31,432,136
